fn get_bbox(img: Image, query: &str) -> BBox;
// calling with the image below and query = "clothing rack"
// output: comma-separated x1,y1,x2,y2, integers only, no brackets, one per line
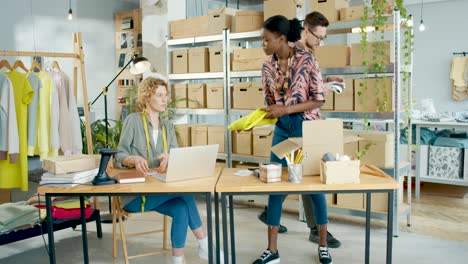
0,32,93,154
453,52,468,56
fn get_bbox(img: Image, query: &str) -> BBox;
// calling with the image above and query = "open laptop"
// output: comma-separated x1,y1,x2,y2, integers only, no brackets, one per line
147,144,219,182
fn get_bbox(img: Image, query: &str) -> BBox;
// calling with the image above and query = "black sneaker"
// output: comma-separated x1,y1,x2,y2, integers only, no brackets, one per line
252,249,280,264
318,246,333,264
309,226,341,248
257,207,288,234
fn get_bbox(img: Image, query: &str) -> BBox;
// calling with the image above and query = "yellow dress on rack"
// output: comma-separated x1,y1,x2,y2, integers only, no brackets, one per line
0,70,34,191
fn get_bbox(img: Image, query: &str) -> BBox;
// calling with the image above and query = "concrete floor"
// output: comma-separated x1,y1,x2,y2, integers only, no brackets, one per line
1,200,468,264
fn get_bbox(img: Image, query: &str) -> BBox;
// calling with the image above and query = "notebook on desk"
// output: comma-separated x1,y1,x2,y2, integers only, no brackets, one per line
147,144,219,182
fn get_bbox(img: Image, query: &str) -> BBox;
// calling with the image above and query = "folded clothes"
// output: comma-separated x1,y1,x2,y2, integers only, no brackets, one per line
35,204,93,220
228,109,277,131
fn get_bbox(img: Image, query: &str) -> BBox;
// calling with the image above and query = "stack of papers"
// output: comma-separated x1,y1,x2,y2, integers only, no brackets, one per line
39,168,99,187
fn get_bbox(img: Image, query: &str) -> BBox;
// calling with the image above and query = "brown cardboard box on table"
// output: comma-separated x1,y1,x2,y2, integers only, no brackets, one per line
334,79,354,111
43,155,98,174
350,41,393,66
232,48,267,71
206,82,224,109
188,83,206,108
232,82,265,109
339,6,365,21
189,47,209,73
208,7,237,35
172,49,188,74
314,45,350,68
322,91,334,111
232,130,252,155
264,0,297,20
169,16,209,39
354,78,393,112
320,159,361,184
190,124,208,146
253,125,275,157
311,0,350,23
172,83,188,108
232,11,264,33
175,124,191,147
208,125,225,153
209,46,224,72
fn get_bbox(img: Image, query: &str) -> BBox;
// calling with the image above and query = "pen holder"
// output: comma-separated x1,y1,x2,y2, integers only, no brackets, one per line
288,164,303,183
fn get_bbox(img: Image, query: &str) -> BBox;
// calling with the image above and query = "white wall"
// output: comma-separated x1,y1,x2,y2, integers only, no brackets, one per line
0,0,139,120
407,0,468,112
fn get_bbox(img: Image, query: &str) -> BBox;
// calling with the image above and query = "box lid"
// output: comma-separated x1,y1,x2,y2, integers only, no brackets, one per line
271,137,303,159
208,7,237,16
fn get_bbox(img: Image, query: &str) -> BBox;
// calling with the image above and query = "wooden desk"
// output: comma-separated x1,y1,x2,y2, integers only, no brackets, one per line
215,168,398,264
38,167,223,264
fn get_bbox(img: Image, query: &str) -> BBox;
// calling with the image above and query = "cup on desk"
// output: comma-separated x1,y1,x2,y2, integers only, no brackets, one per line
288,164,303,183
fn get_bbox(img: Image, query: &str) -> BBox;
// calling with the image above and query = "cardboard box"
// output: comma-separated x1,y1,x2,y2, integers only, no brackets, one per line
326,193,336,205
339,6,365,21
264,0,297,20
189,47,209,73
253,125,274,157
334,79,354,111
428,146,463,179
208,7,237,35
206,82,224,109
0,189,11,204
337,193,364,210
320,159,360,184
259,163,282,183
208,125,225,153
172,49,188,74
232,10,264,33
314,45,350,68
311,0,350,23
365,176,404,212
358,131,395,168
232,82,265,109
209,46,224,72
232,130,252,155
174,124,191,147
172,83,187,108
271,119,344,175
190,124,208,146
322,91,334,110
43,155,98,174
350,41,393,66
232,48,267,71
188,83,206,108
169,16,209,39
354,78,393,112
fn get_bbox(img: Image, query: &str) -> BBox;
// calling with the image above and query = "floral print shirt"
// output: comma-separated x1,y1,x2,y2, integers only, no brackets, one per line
262,45,325,120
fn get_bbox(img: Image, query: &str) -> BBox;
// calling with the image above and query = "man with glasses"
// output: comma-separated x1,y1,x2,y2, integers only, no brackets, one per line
257,11,342,249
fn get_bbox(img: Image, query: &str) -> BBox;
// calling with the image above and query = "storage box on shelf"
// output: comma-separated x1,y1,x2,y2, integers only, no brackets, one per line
206,82,224,109
175,124,191,147
232,82,265,110
428,146,464,179
263,0,298,20
350,41,393,66
172,83,188,108
314,44,350,68
232,48,267,71
172,49,188,74
354,78,393,113
188,83,206,108
189,47,209,73
232,11,264,33
344,130,394,168
322,91,335,111
232,130,252,155
207,125,226,153
209,46,224,72
169,16,209,39
208,7,237,35
191,124,208,146
333,79,354,111
311,0,350,23
253,125,274,158
339,6,365,21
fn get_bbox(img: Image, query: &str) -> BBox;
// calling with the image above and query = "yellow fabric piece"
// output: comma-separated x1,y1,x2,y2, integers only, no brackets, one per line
53,200,89,209
228,109,277,131
0,70,34,191
34,72,54,159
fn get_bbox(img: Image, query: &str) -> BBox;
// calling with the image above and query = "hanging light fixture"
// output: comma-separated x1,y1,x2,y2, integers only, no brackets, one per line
419,0,425,32
68,0,73,20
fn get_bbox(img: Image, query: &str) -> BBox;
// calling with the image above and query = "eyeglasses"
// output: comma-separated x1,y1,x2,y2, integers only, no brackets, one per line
307,28,327,42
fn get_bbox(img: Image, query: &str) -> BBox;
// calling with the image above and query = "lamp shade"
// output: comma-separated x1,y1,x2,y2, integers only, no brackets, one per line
130,56,151,74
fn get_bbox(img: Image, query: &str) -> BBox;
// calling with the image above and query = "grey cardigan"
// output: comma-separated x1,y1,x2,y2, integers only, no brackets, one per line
114,112,178,206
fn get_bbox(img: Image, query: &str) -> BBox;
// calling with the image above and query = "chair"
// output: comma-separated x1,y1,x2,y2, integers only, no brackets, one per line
112,196,169,263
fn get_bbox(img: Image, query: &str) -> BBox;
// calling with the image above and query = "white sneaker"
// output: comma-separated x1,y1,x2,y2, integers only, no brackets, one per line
172,255,185,264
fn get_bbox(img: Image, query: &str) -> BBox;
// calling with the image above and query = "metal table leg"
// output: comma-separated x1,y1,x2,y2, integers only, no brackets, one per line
415,125,421,201
206,193,213,264
80,196,89,264
46,194,56,264
215,192,220,264
365,192,371,264
221,194,229,264
229,195,236,264
386,191,394,264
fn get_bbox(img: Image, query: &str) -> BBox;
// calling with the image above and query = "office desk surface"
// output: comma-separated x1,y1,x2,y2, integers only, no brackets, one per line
216,168,398,193
38,167,223,194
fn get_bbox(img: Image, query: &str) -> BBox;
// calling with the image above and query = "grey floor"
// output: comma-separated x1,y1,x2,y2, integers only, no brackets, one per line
1,200,467,264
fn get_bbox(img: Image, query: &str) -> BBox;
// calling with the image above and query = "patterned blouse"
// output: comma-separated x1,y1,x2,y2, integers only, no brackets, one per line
262,45,325,120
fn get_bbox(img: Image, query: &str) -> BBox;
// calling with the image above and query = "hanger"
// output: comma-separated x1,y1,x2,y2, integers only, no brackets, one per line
51,60,61,71
30,60,42,72
0,59,13,71
12,60,29,72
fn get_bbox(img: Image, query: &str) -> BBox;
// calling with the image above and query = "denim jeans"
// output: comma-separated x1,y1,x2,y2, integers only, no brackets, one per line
267,113,328,226
124,195,202,248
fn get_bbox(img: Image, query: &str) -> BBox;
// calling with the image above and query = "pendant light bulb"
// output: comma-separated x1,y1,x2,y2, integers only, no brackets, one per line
419,20,425,32
68,8,73,20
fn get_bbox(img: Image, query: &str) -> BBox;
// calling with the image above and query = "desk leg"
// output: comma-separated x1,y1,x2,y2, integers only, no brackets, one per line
46,194,56,264
386,191,394,264
206,193,213,264
80,196,89,264
221,194,229,264
229,195,236,264
365,193,371,264
215,192,221,264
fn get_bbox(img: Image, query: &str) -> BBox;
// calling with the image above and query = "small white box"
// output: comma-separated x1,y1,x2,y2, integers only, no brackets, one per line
320,159,360,184
259,163,282,183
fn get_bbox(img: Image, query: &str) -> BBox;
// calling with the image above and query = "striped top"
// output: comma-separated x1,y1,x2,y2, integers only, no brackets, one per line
262,45,325,120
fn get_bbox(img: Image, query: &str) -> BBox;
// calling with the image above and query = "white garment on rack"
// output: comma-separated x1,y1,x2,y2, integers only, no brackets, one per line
0,73,19,161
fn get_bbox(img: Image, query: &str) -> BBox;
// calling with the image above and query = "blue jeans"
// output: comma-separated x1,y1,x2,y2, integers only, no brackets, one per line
124,195,202,248
267,114,328,226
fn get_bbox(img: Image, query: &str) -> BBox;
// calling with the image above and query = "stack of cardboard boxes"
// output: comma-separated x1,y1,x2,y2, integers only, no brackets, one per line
232,125,274,158
175,124,225,153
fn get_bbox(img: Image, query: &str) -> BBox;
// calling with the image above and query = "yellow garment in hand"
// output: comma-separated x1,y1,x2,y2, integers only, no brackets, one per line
228,109,277,131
